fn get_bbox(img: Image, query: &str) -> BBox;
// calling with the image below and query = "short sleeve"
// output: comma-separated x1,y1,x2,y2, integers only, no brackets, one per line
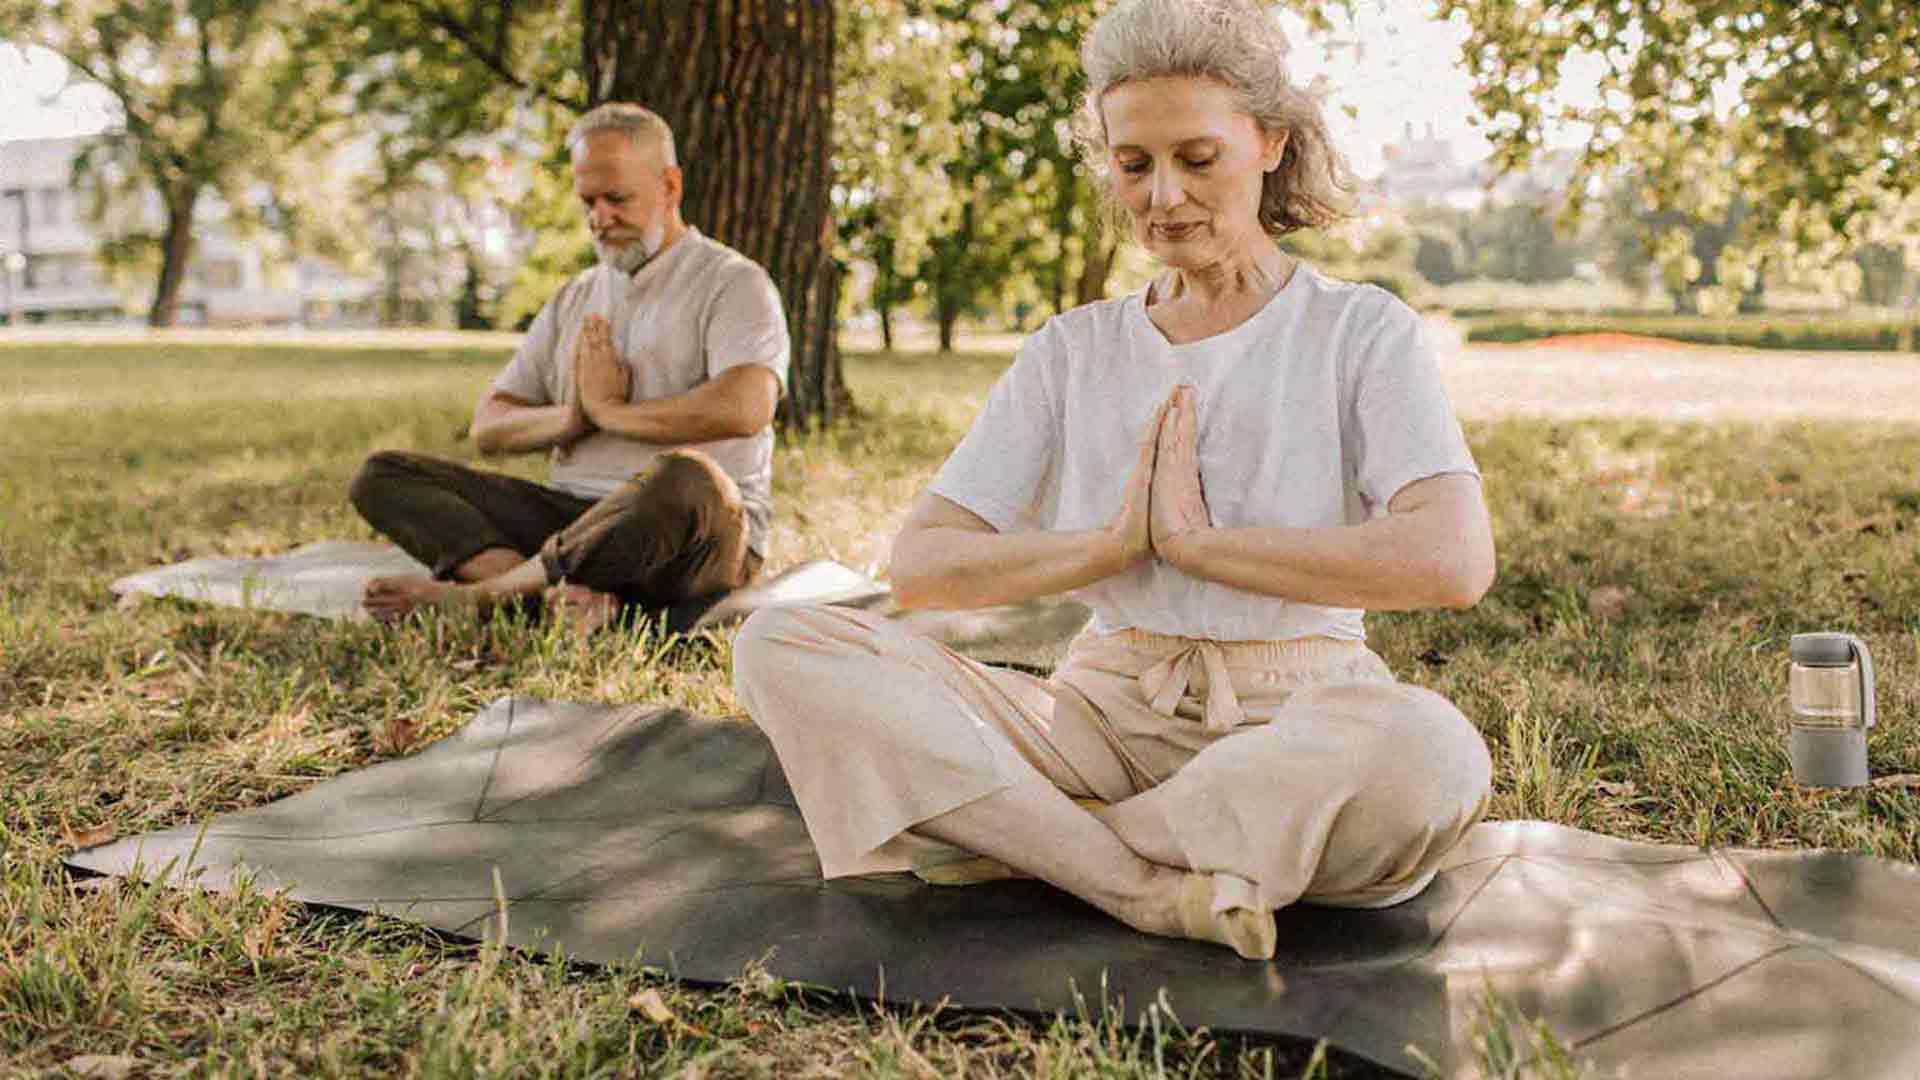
490,294,562,404
704,264,791,392
926,328,1062,534
1346,298,1478,515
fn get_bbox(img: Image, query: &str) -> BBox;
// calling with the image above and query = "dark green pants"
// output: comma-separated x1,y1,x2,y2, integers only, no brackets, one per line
349,449,758,609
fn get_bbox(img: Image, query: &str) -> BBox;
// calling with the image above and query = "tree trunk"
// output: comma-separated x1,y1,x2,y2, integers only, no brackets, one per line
936,295,959,353
148,185,201,327
1074,238,1116,307
583,0,844,429
1049,169,1076,316
877,302,894,352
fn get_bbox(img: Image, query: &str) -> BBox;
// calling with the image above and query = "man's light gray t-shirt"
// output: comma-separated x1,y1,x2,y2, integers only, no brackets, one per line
928,263,1478,642
490,227,790,555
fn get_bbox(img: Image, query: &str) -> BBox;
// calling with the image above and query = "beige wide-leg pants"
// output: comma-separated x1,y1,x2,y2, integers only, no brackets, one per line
733,604,1491,912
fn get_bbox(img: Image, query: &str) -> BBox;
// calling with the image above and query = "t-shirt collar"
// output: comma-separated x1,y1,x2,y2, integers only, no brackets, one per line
623,225,700,286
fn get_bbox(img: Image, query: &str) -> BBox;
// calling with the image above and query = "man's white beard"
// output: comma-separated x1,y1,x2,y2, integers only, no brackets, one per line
594,222,666,275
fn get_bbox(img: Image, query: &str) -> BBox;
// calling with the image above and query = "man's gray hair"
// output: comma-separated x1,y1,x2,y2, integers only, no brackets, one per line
1076,0,1352,236
566,102,679,167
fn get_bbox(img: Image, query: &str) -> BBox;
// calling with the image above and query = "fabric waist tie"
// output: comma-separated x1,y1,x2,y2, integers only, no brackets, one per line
1140,640,1243,733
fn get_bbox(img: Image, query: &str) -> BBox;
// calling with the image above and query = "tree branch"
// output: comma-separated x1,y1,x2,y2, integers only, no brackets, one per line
398,0,586,112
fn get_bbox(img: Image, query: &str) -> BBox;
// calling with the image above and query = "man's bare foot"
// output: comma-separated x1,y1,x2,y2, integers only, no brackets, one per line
544,582,622,637
362,574,470,622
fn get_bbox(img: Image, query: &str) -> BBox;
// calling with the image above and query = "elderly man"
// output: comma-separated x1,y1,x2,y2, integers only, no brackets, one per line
349,103,788,630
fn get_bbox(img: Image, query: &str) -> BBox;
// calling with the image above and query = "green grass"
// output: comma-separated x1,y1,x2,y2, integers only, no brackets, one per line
6,339,1920,1076
1460,310,1920,351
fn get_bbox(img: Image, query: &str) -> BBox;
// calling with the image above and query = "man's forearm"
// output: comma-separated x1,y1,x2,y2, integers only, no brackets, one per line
584,367,779,445
588,396,755,444
471,401,583,455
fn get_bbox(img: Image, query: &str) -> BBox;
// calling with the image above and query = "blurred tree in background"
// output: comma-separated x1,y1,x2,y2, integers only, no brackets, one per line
1442,0,1920,312
2,0,352,326
9,0,1916,348
833,1,964,351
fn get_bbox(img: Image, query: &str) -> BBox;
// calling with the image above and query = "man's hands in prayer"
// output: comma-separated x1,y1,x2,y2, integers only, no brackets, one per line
575,315,632,431
552,320,608,456
1149,384,1212,564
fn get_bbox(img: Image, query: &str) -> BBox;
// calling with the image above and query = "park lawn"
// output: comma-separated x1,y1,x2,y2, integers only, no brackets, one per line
4,340,1920,1077
1459,309,1920,352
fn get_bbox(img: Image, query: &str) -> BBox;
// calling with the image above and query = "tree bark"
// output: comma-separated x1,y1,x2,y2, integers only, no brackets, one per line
936,292,959,353
1074,238,1116,308
583,0,844,429
148,184,201,327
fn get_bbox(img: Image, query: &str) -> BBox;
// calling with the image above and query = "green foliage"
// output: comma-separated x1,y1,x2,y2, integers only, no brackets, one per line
337,2,578,329
1406,203,1582,288
830,1,1359,338
1462,311,1920,351
1413,228,1466,286
1440,1,1920,297
1856,243,1919,308
908,0,1111,347
4,0,357,324
833,0,965,337
496,154,596,332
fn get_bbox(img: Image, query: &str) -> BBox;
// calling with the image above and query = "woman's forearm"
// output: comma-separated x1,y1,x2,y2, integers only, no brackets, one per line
1158,505,1495,612
890,525,1133,610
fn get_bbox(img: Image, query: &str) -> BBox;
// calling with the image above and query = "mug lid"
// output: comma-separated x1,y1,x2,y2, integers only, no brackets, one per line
1791,632,1858,666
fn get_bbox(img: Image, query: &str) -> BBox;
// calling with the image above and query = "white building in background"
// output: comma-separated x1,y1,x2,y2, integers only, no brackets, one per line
1372,122,1581,212
0,135,380,326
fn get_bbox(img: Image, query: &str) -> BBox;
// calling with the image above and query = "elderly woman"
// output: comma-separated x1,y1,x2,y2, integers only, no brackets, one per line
733,0,1493,960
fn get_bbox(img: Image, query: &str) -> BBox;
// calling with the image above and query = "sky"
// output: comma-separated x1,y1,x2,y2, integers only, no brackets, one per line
0,5,1600,179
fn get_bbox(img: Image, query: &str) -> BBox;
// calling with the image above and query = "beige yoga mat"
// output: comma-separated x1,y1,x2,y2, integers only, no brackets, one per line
110,541,890,631
110,541,1092,667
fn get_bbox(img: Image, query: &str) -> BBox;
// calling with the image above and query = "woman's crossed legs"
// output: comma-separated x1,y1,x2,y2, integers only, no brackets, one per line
732,605,1489,959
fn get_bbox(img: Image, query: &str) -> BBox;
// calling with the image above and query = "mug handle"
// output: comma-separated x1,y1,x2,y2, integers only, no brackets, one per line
1847,635,1876,729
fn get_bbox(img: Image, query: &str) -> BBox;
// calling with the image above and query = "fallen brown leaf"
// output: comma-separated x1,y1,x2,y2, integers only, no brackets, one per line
61,815,117,851
628,988,677,1025
628,987,710,1036
1587,585,1633,620
63,1055,139,1080
1870,773,1920,790
159,905,205,940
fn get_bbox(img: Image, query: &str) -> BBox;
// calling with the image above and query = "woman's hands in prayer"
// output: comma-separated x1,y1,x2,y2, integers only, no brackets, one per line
1105,391,1176,571
1149,384,1211,565
1105,384,1213,573
892,383,1218,611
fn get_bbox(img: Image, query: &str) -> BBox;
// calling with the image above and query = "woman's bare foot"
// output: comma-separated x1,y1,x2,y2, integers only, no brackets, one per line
544,582,622,637
1117,865,1276,960
361,575,470,621
1174,871,1276,960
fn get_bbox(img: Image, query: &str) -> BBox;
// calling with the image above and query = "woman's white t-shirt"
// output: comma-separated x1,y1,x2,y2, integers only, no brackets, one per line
927,263,1478,642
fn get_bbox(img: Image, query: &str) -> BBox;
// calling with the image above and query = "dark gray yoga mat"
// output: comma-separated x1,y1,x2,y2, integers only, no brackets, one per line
67,699,1920,1078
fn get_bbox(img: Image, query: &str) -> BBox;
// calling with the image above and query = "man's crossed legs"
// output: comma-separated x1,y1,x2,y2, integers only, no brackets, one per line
348,449,759,633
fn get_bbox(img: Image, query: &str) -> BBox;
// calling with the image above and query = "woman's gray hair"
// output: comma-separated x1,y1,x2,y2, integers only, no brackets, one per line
1075,0,1352,236
566,102,678,167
